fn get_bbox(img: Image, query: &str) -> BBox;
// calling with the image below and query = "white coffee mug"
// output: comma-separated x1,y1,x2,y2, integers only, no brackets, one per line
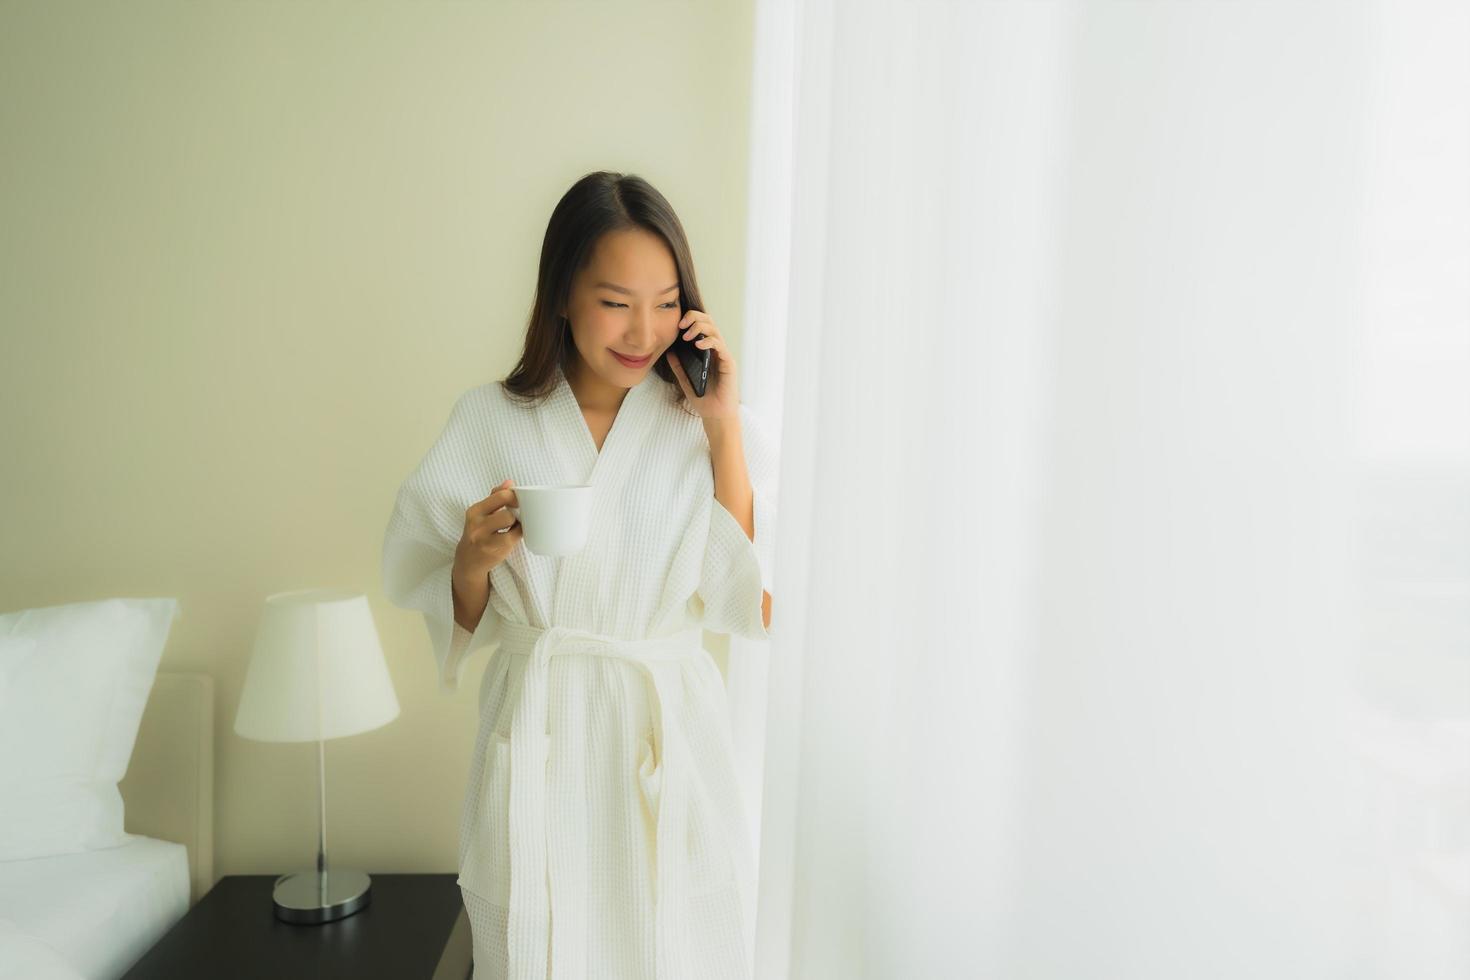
508,484,594,556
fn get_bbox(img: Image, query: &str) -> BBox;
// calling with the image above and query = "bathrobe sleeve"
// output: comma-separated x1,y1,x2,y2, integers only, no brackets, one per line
695,402,779,641
380,391,505,693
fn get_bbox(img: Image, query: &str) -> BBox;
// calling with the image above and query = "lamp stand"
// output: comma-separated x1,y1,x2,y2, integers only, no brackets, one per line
272,738,372,924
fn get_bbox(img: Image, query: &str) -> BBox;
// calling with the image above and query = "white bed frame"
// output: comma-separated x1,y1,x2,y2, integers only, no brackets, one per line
117,671,216,906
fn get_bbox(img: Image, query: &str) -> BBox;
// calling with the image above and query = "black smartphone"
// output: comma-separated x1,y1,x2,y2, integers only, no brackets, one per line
671,306,711,398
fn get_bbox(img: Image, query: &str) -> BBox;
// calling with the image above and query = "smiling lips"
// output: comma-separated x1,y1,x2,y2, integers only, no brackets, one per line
611,350,652,366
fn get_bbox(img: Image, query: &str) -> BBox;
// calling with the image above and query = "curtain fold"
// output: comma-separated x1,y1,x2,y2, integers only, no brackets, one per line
741,0,1469,977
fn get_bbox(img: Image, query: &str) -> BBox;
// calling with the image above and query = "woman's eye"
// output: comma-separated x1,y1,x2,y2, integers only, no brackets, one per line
600,301,681,309
601,301,626,308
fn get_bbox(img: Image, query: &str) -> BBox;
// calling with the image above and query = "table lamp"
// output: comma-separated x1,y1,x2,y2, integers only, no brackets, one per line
234,588,401,924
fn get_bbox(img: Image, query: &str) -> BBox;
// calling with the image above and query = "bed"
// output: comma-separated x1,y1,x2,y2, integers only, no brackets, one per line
0,671,215,980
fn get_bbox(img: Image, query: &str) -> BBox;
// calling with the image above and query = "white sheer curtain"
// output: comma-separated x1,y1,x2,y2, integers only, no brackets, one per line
734,1,1470,977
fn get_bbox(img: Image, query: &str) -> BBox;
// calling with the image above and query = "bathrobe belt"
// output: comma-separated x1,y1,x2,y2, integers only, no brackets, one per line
498,620,709,980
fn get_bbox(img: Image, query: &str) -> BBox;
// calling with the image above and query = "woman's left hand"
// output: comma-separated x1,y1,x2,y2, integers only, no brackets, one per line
667,310,739,421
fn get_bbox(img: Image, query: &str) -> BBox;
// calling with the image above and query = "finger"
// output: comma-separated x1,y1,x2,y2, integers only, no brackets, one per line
471,479,511,509
468,487,516,520
700,336,732,370
666,351,693,397
492,505,519,530
680,310,712,332
475,500,519,528
475,511,518,545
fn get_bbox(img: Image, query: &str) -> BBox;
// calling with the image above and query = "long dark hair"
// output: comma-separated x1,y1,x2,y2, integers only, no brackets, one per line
502,171,706,411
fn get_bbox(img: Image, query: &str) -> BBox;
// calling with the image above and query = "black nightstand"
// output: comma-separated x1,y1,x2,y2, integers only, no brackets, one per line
120,873,471,979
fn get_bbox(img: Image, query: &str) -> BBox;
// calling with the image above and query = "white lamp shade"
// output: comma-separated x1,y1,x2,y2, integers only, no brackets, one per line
234,589,400,743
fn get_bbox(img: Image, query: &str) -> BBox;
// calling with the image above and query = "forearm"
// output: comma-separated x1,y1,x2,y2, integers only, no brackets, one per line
705,416,773,628
706,417,755,540
452,567,491,632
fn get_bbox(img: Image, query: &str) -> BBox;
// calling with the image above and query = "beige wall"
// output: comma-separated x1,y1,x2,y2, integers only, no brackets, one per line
0,1,755,878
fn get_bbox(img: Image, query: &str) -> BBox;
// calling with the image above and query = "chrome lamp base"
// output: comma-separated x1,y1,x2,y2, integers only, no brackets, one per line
272,868,372,924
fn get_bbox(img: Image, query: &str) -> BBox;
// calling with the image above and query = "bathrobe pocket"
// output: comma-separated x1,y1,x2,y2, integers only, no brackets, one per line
458,731,513,906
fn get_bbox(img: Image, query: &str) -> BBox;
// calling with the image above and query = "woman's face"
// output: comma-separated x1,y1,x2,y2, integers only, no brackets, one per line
562,228,683,389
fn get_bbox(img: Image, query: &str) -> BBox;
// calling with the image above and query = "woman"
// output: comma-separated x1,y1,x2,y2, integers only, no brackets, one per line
380,171,778,980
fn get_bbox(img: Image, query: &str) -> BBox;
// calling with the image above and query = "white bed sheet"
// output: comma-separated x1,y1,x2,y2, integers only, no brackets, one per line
0,833,190,980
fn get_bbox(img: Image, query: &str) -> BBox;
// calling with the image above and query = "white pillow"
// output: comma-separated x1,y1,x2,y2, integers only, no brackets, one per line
0,597,180,861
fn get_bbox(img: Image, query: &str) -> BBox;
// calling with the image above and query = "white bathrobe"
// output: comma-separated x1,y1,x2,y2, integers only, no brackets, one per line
380,360,777,980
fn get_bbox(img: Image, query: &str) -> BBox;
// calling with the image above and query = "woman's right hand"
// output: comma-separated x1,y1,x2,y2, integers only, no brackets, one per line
454,478,522,585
